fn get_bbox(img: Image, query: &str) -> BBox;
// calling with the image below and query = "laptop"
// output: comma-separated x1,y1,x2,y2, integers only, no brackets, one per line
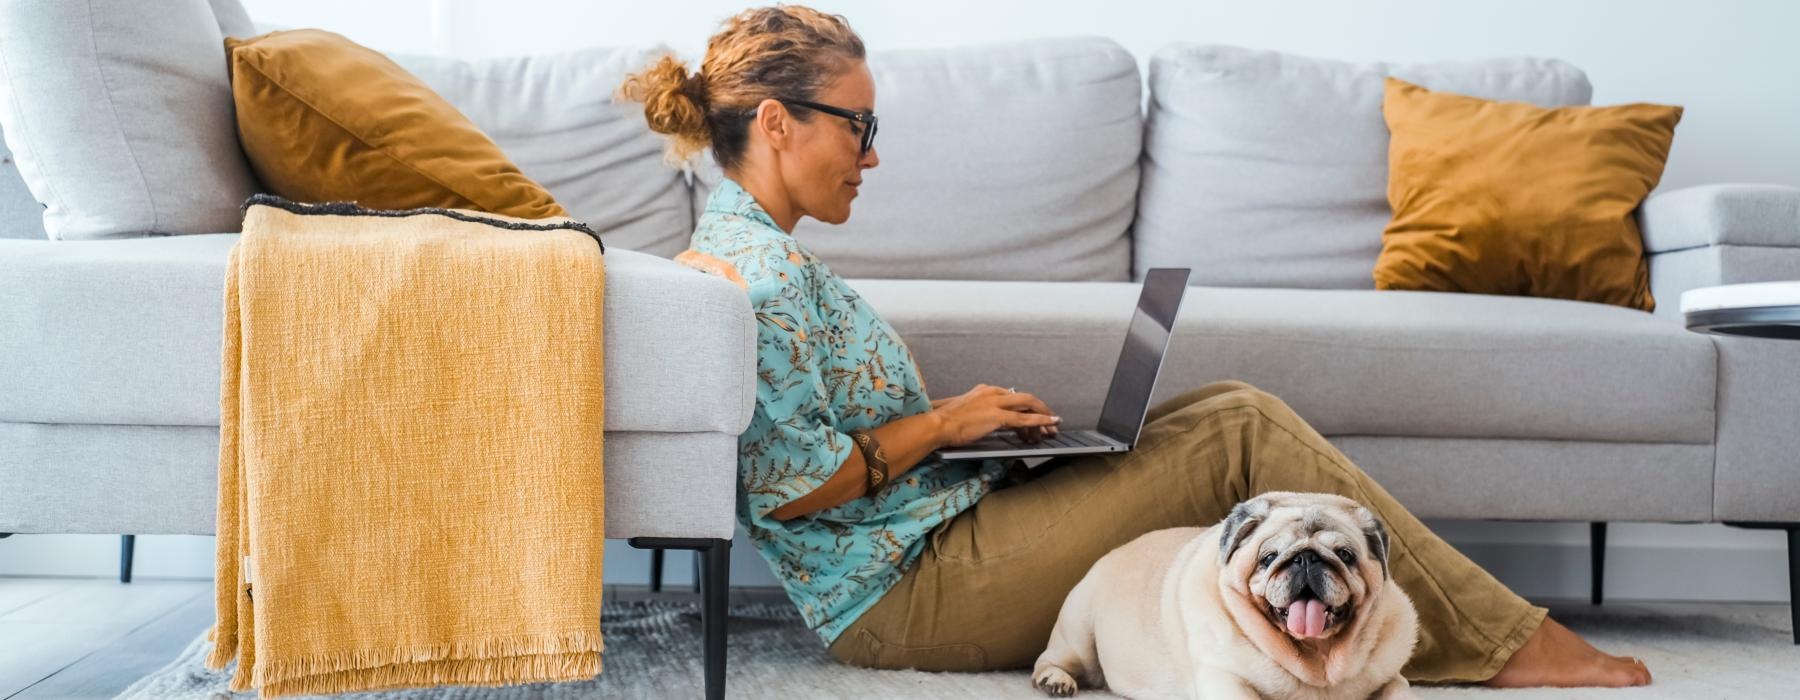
935,267,1192,461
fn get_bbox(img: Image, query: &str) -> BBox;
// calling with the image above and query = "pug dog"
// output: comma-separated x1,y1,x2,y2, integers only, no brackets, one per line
1032,492,1418,699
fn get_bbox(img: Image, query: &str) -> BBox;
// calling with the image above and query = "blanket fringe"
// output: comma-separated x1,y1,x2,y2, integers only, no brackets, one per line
261,651,600,699
252,629,605,690
202,625,235,670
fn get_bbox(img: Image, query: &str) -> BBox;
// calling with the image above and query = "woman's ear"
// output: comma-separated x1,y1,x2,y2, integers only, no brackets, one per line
753,98,791,151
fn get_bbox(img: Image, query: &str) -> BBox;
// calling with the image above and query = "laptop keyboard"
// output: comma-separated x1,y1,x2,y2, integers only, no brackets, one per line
995,430,1109,449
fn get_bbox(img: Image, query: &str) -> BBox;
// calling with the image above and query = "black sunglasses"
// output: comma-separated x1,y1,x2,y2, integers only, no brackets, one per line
779,99,878,157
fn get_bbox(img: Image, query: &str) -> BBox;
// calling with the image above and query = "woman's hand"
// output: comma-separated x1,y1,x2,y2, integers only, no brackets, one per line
930,384,1062,447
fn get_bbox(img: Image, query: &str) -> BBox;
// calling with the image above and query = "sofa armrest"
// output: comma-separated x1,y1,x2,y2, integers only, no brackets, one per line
1638,184,1800,522
1641,183,1800,253
1643,184,1800,320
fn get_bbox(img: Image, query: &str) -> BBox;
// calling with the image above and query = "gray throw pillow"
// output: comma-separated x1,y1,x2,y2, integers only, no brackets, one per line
0,0,260,239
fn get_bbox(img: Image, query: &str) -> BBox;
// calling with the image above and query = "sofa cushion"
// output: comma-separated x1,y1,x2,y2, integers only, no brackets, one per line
1333,437,1712,522
210,0,257,40
692,37,1141,282
848,279,1715,445
1137,45,1593,289
0,0,261,239
394,46,695,257
0,132,44,240
0,237,756,436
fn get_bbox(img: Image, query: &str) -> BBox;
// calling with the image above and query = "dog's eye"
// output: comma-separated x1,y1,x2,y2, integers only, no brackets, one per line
1336,547,1356,564
1258,552,1276,569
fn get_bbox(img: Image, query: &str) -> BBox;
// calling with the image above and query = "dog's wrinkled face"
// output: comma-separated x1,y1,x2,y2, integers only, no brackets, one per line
1218,492,1391,641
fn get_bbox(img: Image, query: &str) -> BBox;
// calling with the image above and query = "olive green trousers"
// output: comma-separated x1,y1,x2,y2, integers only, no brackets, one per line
827,381,1546,683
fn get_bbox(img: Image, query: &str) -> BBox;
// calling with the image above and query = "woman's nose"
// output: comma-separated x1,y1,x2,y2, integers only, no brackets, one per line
860,146,880,170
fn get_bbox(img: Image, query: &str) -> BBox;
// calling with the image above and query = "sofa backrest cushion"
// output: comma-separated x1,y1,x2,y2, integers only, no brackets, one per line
211,0,256,40
1137,44,1593,288
0,134,45,239
692,36,1141,282
395,47,695,257
0,0,261,239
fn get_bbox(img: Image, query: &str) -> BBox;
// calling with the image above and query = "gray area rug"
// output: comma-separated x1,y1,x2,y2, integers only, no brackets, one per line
118,600,1797,699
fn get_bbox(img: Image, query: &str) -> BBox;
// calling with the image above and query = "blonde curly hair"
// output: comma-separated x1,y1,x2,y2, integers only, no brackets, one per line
619,5,865,169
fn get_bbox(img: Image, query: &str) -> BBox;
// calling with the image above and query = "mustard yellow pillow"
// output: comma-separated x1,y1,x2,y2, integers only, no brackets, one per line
225,30,564,219
1375,77,1682,311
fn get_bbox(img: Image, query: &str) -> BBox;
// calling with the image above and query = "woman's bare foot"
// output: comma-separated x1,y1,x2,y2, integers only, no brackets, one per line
1483,616,1652,688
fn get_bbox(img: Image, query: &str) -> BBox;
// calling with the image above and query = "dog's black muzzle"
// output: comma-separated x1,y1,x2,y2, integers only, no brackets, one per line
1287,549,1331,601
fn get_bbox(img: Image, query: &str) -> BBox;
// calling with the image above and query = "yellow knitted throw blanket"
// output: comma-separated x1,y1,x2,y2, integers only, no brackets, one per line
204,196,607,697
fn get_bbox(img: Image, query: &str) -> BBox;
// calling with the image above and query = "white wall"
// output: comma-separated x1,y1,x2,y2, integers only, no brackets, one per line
237,0,1800,190
10,1,1792,599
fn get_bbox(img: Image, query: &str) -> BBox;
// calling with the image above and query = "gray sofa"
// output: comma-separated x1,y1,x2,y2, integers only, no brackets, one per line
2,4,1798,694
0,3,756,695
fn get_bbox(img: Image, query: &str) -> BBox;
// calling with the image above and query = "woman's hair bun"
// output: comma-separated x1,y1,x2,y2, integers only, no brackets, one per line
620,54,711,164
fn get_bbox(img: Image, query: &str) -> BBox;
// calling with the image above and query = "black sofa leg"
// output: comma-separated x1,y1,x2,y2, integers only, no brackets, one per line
646,549,703,594
1590,522,1606,605
120,534,135,584
702,539,730,698
1789,527,1798,646
629,536,732,699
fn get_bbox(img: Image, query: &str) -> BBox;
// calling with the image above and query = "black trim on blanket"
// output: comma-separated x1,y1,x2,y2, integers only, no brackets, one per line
240,193,605,253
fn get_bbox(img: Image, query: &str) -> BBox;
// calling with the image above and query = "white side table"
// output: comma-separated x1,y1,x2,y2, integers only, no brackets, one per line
1683,281,1800,339
1681,280,1800,645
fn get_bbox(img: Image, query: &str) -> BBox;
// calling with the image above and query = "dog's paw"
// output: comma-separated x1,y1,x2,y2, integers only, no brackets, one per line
1033,665,1079,697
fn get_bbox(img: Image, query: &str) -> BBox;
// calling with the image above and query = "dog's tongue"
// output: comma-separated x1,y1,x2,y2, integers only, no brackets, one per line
1287,599,1327,638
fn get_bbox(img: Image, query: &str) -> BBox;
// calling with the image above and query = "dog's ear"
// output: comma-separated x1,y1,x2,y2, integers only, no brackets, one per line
1219,498,1270,566
1356,507,1391,580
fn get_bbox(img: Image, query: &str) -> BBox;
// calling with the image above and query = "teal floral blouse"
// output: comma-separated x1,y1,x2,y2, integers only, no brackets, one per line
676,178,1009,644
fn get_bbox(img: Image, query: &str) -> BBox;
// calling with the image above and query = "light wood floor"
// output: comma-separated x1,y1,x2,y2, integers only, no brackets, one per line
0,576,790,700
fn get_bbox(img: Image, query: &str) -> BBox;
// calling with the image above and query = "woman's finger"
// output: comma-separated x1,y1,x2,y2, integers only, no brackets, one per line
1020,400,1062,427
1005,410,1061,428
1004,398,1059,430
996,390,1055,416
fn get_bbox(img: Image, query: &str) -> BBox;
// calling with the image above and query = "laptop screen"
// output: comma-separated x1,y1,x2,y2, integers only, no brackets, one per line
1096,268,1190,444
